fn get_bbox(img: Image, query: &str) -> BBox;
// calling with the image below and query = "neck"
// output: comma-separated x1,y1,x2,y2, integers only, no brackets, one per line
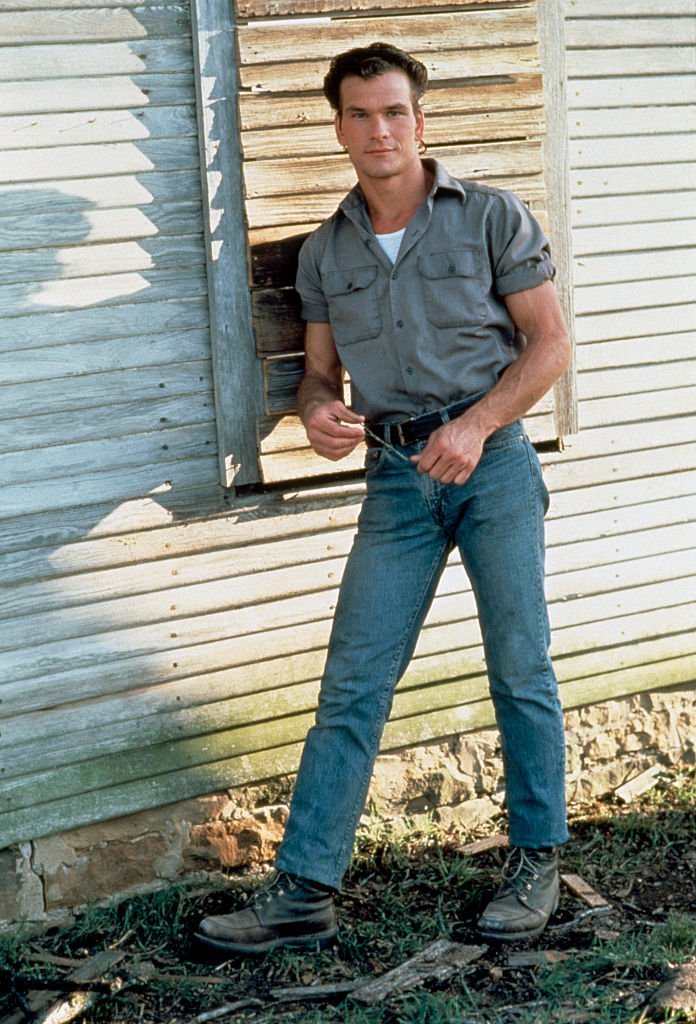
359,160,431,234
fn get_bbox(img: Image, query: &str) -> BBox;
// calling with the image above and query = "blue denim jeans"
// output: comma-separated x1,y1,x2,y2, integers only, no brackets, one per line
276,420,568,890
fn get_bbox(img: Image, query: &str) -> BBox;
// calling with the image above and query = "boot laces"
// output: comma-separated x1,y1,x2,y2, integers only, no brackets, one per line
250,870,297,907
499,848,543,904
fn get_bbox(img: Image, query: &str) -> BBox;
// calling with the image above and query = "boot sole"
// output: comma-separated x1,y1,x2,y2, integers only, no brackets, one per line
193,928,338,958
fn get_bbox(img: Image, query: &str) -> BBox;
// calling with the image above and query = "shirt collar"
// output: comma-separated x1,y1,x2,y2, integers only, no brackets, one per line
338,158,466,219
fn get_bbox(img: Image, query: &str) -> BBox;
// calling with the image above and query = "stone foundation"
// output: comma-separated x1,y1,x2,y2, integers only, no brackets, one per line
2,686,693,929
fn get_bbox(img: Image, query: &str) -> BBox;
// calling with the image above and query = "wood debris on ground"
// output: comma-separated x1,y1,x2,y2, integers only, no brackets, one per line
458,834,509,856
561,872,610,908
0,950,124,1024
614,764,665,803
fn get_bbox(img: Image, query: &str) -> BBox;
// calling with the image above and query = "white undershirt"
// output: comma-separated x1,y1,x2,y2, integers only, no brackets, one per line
375,227,406,264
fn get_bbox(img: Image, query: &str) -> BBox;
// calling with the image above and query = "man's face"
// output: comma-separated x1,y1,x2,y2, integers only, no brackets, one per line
334,70,425,181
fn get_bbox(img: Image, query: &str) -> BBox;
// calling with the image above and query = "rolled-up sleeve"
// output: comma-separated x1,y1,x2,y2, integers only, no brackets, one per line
295,231,330,323
489,191,555,296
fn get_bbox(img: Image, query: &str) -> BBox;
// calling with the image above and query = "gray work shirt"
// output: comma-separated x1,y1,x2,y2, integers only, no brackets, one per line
295,159,555,422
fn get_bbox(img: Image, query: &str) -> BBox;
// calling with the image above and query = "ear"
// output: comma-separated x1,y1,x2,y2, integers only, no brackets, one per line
414,107,425,142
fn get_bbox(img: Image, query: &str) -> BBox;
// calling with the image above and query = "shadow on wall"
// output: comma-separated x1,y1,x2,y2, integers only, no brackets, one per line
0,2,267,853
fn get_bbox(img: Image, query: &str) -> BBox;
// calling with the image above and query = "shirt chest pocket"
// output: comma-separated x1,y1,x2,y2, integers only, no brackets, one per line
322,264,382,345
418,248,487,329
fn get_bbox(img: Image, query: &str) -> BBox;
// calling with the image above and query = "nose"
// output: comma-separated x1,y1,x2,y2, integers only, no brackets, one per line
369,115,390,138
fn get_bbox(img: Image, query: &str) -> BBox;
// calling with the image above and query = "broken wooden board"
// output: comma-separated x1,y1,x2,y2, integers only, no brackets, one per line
350,938,487,1005
0,950,124,1024
459,834,509,856
614,764,665,803
508,949,571,967
561,873,610,908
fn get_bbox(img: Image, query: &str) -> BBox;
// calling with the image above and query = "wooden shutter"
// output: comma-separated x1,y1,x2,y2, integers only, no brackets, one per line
236,0,571,484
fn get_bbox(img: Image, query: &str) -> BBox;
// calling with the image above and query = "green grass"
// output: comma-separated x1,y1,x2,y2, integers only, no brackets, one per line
1,764,694,1024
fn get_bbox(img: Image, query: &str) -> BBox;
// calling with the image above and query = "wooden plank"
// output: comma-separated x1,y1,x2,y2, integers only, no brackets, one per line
0,6,190,43
572,220,696,257
1,296,209,352
0,449,218,522
0,348,212,394
0,422,218,490
0,204,203,258
570,106,696,139
239,75,544,132
567,17,696,47
240,46,541,93
574,332,695,367
0,73,196,115
0,39,193,81
574,277,696,315
574,251,696,287
238,0,527,16
244,141,544,199
572,192,696,228
566,0,695,15
0,392,215,457
579,385,696,424
0,138,200,184
567,75,696,110
1,265,207,317
242,108,545,161
575,304,696,343
578,360,696,400
191,0,265,487
566,47,696,77
0,105,197,151
246,173,547,230
571,163,696,198
538,0,577,435
254,289,303,355
0,171,202,219
570,133,696,169
238,9,538,65
0,237,205,287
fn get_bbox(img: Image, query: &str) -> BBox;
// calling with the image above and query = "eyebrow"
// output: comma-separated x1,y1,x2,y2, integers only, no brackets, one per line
344,102,411,114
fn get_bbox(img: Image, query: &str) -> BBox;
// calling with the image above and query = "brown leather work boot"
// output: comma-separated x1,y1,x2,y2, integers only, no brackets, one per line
194,870,337,958
477,846,559,942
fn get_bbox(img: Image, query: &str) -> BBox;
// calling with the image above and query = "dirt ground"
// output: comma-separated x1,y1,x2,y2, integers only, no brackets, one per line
1,766,694,1024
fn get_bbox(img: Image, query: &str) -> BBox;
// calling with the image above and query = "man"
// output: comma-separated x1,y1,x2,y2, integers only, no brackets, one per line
195,42,571,958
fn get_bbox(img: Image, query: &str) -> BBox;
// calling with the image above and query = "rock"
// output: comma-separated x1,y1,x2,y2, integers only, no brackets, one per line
650,958,696,1011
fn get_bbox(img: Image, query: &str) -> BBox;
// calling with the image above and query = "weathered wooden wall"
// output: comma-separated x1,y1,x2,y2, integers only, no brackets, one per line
1,0,694,855
240,0,565,482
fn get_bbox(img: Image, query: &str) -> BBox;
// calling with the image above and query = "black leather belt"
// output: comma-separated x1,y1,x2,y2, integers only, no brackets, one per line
366,397,482,448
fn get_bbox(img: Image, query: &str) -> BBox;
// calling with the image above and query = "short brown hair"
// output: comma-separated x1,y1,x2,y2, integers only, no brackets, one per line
323,42,428,114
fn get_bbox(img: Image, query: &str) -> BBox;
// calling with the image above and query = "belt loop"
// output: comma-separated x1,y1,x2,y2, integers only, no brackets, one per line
440,408,451,424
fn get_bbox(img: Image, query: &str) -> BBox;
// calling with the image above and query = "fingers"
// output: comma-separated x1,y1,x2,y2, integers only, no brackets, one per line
305,401,365,461
411,423,484,483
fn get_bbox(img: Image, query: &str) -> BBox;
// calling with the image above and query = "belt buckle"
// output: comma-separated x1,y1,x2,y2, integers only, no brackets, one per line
394,417,415,447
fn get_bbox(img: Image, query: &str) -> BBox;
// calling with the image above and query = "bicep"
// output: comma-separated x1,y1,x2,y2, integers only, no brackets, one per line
503,281,568,346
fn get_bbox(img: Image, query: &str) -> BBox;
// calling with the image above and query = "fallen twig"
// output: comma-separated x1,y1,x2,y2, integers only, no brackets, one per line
547,905,611,935
182,999,264,1023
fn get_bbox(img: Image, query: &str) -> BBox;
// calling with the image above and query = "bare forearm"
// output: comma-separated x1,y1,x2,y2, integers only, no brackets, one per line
297,371,344,428
473,328,571,438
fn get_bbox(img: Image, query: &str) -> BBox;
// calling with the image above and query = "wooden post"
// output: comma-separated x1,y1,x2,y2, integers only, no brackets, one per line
538,0,578,438
191,0,265,487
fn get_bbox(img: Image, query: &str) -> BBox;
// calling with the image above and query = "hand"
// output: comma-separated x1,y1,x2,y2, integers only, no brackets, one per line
411,413,487,484
304,400,365,461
